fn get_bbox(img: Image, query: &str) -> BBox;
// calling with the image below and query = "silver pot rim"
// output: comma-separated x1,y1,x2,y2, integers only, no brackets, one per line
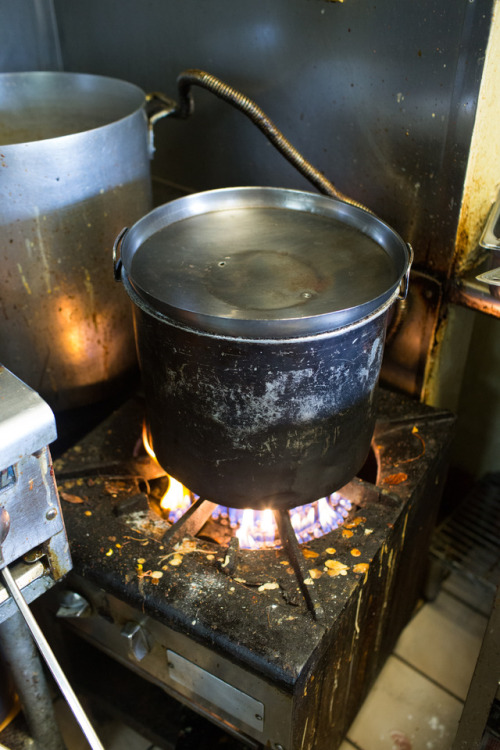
0,71,147,148
119,186,411,339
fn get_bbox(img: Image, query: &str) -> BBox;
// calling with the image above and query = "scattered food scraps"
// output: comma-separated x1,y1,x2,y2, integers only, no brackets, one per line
303,548,319,559
353,563,369,574
174,539,198,554
350,548,361,557
342,529,354,538
325,560,349,576
383,472,408,485
60,492,84,504
308,568,323,579
258,582,279,592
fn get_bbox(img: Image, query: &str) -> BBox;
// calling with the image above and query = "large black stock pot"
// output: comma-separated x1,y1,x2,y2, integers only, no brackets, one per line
115,186,412,510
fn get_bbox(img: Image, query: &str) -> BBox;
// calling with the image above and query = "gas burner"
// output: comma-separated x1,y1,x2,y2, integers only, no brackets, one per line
142,422,353,551
48,389,455,750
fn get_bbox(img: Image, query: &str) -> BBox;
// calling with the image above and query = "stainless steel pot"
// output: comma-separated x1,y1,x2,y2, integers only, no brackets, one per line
0,72,174,410
116,187,412,509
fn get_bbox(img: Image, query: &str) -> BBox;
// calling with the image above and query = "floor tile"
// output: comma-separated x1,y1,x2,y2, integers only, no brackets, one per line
394,589,488,700
347,655,463,750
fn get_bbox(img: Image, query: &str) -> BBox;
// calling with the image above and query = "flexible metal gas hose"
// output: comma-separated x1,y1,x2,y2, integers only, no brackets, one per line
174,68,372,213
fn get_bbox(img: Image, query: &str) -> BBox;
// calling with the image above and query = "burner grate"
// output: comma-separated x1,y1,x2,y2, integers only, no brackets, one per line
431,473,500,590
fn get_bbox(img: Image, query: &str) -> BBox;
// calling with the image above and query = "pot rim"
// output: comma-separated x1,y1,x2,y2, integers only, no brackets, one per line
124,267,398,344
0,71,147,148
119,186,412,338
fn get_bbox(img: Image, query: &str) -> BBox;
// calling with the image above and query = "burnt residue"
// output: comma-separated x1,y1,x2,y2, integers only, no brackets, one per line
55,387,455,716
132,294,388,510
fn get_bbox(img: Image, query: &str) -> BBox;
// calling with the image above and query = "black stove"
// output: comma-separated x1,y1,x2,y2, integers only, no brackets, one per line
42,388,454,750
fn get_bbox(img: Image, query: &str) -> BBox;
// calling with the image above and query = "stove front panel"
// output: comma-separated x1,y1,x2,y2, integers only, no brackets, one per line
55,574,293,749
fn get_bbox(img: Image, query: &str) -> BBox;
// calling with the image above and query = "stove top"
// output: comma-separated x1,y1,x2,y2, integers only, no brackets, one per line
47,388,454,750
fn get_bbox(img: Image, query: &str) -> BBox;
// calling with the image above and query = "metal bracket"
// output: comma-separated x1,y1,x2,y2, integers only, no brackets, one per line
113,227,128,281
397,243,414,301
161,497,218,546
273,509,324,621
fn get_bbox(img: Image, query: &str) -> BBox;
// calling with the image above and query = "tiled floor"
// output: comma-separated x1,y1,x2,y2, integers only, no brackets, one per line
340,573,492,750
51,570,492,750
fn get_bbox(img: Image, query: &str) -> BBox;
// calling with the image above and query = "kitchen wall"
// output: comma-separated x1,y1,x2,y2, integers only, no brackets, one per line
1,0,499,478
49,0,492,278
0,0,61,71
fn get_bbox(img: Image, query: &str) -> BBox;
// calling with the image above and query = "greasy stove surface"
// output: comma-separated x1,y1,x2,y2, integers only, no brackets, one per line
52,389,453,692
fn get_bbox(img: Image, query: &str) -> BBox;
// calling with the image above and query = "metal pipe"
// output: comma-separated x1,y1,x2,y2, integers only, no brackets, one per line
1,565,105,750
0,609,65,750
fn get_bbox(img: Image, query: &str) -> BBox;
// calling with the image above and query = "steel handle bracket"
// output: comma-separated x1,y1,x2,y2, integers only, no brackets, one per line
397,244,414,301
145,91,180,156
476,267,500,287
113,227,129,281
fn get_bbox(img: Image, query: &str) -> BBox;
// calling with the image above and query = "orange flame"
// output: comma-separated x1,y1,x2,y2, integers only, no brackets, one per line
142,422,156,461
141,421,351,546
141,422,192,515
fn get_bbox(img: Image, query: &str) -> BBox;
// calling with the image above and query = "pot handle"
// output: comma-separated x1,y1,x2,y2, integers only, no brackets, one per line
145,92,179,157
113,227,129,281
397,244,413,301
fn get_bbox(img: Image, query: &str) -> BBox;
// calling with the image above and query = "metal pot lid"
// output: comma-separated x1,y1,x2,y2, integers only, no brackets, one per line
120,187,410,337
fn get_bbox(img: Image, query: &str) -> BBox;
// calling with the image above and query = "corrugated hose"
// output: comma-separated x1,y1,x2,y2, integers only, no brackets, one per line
172,68,372,214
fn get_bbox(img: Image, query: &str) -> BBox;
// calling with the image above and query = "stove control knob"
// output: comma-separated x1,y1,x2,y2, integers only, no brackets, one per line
120,621,150,661
56,591,91,618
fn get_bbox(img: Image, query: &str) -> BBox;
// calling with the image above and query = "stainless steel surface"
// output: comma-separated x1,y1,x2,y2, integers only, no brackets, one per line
119,187,411,337
0,510,9,564
449,272,500,318
128,272,390,508
0,445,64,570
0,366,56,469
167,649,265,734
451,222,500,318
0,561,58,625
0,71,154,410
0,609,65,750
0,565,105,750
48,0,496,412
0,366,71,616
57,576,293,750
53,0,493,277
0,367,68,570
480,194,500,251
0,562,45,607
474,194,500,301
476,267,500,286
